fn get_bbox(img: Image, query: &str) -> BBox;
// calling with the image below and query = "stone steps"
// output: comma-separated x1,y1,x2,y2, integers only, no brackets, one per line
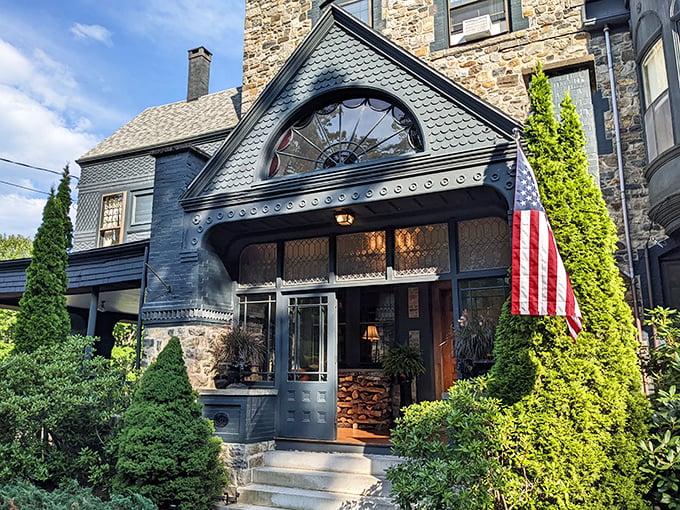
216,449,400,510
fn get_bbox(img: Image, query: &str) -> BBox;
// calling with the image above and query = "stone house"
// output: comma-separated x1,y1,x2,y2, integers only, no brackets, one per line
1,0,679,466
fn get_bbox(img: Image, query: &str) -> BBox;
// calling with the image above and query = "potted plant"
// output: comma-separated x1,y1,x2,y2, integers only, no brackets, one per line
212,326,265,388
382,343,426,407
454,310,496,379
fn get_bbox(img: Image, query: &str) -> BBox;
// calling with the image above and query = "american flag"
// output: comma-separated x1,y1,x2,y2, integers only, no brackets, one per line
511,141,582,341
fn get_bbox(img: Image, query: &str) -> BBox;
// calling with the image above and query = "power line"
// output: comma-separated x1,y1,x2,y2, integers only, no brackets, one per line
0,157,80,180
0,180,51,196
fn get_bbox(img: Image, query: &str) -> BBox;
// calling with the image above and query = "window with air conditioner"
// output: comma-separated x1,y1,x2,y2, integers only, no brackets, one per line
641,39,674,161
449,0,508,45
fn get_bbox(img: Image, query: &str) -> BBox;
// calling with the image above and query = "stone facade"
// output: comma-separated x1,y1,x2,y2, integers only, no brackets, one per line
144,324,225,389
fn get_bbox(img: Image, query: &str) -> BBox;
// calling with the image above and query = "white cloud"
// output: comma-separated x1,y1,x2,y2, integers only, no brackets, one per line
70,23,113,47
0,194,46,238
0,38,103,236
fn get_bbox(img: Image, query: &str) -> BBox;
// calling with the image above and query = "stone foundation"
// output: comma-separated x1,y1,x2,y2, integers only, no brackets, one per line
220,440,276,487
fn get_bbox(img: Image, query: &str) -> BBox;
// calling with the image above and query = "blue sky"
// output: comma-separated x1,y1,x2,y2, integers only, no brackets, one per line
0,0,246,238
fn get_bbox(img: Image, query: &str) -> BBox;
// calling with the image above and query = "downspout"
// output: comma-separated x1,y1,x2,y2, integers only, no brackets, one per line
603,25,642,332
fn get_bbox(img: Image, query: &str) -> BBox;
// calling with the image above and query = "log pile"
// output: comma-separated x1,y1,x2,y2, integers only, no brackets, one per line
337,370,392,432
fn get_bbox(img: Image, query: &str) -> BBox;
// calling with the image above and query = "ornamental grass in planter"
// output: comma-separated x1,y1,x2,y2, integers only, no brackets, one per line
212,327,265,388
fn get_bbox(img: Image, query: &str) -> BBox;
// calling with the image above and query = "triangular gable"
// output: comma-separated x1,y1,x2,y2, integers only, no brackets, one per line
182,5,520,203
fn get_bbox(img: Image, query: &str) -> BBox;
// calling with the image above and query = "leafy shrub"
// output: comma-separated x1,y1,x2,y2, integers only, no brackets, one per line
641,307,680,508
386,378,505,509
112,337,227,509
0,481,156,510
0,336,130,490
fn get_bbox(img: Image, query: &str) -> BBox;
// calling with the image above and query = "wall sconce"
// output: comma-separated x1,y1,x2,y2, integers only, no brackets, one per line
334,209,355,226
362,324,380,342
97,300,106,313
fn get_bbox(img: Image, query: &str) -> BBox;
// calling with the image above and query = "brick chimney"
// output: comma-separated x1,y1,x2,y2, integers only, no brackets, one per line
186,46,212,101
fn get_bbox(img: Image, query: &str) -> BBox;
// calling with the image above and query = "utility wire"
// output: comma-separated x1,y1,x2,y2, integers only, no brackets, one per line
0,157,80,180
0,180,51,196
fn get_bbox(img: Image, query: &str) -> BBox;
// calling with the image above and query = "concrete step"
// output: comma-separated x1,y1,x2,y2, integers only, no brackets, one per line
237,483,396,510
216,505,285,510
252,466,391,497
263,450,400,477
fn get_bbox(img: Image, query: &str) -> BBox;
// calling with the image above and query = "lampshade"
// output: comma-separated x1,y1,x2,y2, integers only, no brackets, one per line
362,324,380,341
334,209,355,226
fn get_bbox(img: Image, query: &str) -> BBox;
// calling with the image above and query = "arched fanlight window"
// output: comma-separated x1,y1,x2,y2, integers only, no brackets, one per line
268,96,423,177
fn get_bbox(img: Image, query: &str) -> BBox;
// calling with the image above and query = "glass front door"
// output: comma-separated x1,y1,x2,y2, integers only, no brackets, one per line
278,294,337,440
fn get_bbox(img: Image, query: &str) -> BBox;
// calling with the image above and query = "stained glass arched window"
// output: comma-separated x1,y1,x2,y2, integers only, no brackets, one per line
268,97,423,177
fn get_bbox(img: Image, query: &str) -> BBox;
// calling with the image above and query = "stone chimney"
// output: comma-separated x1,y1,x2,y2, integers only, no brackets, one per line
186,46,212,101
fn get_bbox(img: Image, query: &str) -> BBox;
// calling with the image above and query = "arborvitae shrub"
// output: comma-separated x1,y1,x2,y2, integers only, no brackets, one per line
112,337,227,510
488,65,650,508
13,168,72,353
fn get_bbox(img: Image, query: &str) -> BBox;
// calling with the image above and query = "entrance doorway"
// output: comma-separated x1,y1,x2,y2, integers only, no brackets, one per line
278,294,338,440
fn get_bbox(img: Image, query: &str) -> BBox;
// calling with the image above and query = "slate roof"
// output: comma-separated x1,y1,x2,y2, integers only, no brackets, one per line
79,87,242,161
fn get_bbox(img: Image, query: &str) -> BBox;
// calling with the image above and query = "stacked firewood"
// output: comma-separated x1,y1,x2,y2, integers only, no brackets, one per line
337,370,392,431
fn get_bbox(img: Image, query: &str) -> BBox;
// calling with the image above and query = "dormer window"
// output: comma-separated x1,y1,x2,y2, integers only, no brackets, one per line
449,0,508,45
268,96,423,178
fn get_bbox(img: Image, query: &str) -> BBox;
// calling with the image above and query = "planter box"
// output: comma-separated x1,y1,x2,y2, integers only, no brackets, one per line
199,388,278,443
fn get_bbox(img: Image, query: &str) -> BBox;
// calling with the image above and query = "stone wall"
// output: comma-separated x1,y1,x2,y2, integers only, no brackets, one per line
220,440,276,487
144,324,226,389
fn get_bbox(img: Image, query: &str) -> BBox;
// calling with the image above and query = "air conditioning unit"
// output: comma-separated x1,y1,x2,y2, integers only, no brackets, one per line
462,14,492,41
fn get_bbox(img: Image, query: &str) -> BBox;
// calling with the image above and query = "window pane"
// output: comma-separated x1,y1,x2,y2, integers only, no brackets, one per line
457,217,511,271
359,290,395,365
394,224,450,276
101,193,123,229
338,0,370,24
645,90,674,161
450,0,506,34
269,97,422,177
288,297,328,381
642,39,669,107
283,237,329,285
456,276,509,379
132,193,153,225
99,193,124,247
240,243,277,287
239,294,276,381
337,231,386,280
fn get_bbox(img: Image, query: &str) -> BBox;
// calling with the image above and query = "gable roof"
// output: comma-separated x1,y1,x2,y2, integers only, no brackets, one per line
78,87,241,162
181,6,520,205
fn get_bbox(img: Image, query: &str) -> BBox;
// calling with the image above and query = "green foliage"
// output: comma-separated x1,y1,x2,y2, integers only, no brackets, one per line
0,310,17,360
387,378,505,509
641,307,680,508
0,336,130,490
112,337,227,510
13,167,73,353
0,481,156,510
0,234,32,260
382,343,426,379
111,322,141,383
487,65,650,508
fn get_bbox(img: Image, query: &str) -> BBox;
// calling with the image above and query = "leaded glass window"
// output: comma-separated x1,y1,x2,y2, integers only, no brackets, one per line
457,217,511,272
99,192,125,247
269,97,423,177
239,243,277,287
283,237,329,285
394,224,451,276
336,231,386,280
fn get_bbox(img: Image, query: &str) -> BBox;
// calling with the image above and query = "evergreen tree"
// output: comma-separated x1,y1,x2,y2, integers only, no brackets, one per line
113,337,227,510
490,65,650,508
13,167,72,353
